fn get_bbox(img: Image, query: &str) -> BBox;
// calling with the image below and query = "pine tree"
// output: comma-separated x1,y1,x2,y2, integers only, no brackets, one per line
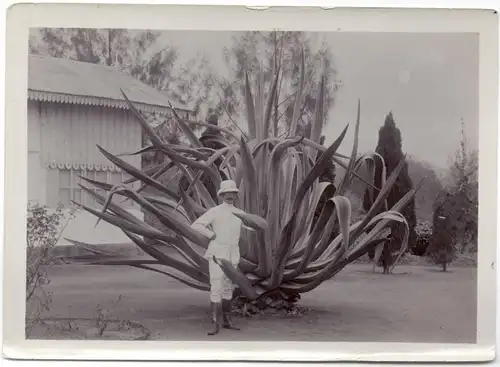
363,112,417,273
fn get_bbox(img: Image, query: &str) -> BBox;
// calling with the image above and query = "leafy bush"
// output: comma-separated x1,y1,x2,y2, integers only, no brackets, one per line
426,195,456,271
26,203,75,335
411,219,432,256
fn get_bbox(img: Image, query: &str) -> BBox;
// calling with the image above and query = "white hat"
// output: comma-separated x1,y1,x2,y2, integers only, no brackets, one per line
217,180,239,196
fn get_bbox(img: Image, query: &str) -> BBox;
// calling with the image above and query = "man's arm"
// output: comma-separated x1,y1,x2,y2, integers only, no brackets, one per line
191,209,216,240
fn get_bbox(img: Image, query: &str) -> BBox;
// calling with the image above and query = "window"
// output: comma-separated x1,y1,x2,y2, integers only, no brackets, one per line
56,169,135,209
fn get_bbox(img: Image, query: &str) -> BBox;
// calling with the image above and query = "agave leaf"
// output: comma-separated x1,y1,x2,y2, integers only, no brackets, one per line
301,138,350,160
244,72,257,139
124,231,209,282
160,147,221,189
292,124,349,214
96,145,180,201
304,234,390,274
349,157,407,242
269,124,350,287
168,102,202,148
232,212,268,232
116,145,157,157
177,164,215,208
73,201,182,244
283,199,334,280
136,162,177,194
289,48,305,137
141,195,191,223
122,160,174,185
285,195,350,280
239,136,259,214
284,236,390,292
213,256,259,300
178,187,206,221
255,70,266,141
239,256,258,273
132,264,210,291
263,66,281,138
267,137,304,244
121,89,164,147
78,184,146,228
336,99,361,196
309,75,326,149
118,189,211,248
150,237,202,270
64,238,119,257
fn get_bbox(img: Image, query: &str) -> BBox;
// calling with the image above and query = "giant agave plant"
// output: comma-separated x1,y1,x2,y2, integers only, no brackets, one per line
67,58,421,305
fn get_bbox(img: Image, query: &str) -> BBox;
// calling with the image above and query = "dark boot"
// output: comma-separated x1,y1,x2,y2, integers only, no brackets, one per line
222,299,240,330
208,302,221,336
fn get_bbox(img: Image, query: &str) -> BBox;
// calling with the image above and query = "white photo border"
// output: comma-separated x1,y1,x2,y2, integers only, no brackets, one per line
3,3,498,362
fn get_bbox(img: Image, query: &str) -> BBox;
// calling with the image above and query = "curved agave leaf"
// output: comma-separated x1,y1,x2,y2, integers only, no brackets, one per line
78,184,146,228
285,196,351,280
124,231,209,282
73,201,187,246
232,211,268,232
177,165,215,208
121,89,164,147
282,236,390,292
349,157,407,242
269,125,349,288
168,102,202,148
96,145,180,201
213,256,260,300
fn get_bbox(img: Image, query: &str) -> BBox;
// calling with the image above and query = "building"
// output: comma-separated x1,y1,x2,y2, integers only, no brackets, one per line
27,54,192,245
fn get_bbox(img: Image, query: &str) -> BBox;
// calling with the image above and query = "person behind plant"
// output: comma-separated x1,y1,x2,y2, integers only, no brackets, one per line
190,179,255,336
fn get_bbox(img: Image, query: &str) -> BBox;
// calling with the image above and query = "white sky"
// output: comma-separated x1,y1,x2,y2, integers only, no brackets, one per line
153,31,479,170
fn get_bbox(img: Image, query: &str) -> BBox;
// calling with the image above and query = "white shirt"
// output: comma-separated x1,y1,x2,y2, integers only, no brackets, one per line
190,202,253,264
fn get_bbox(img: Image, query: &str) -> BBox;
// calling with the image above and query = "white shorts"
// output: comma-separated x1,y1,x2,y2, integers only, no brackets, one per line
208,259,234,302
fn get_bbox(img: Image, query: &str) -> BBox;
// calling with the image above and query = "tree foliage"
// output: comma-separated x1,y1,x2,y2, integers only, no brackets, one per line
218,31,341,136
437,121,478,253
363,112,417,271
426,193,456,271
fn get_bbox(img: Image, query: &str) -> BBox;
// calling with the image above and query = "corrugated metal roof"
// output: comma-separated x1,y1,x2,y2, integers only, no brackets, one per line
28,54,190,114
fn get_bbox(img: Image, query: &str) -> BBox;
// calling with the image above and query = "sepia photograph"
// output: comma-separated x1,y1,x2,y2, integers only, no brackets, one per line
2,4,498,363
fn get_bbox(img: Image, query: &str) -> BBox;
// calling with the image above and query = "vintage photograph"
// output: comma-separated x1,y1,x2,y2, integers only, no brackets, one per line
23,26,481,344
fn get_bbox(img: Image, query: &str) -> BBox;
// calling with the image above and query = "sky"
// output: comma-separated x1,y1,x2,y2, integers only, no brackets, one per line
153,31,479,171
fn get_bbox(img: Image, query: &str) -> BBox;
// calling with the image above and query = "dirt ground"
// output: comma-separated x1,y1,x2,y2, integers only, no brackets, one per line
28,263,477,343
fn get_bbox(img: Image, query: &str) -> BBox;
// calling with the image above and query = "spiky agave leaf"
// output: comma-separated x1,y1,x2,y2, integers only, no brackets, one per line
244,72,257,139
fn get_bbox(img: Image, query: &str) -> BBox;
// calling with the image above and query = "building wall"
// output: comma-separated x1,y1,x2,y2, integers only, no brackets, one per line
28,100,144,246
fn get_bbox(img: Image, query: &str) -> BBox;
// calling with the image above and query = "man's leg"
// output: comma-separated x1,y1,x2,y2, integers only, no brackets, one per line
208,260,223,336
221,275,240,331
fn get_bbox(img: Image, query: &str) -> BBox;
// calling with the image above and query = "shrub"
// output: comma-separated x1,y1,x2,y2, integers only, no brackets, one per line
26,203,75,336
411,219,432,256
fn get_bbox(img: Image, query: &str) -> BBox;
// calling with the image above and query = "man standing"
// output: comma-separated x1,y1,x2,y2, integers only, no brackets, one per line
191,180,254,335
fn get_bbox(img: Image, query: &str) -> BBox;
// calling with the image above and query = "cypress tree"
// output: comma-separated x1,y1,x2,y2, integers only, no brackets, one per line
363,112,417,272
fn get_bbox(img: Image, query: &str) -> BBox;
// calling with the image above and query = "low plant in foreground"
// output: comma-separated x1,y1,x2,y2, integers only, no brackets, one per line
66,59,421,311
26,203,75,336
